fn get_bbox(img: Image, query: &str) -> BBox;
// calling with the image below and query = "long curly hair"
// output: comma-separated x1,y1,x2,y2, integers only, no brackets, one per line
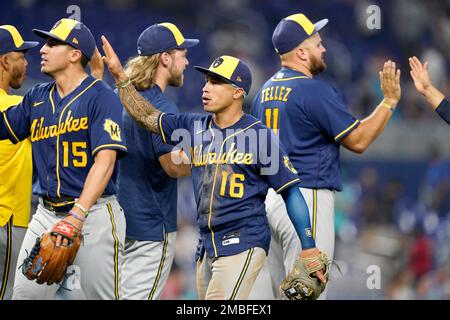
124,53,161,91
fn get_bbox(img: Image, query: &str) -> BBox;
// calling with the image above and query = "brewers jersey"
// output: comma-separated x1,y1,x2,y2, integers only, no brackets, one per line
118,84,178,241
158,112,300,257
251,67,360,191
0,76,127,198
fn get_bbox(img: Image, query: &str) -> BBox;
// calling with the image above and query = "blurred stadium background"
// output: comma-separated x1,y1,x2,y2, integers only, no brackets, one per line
2,0,450,299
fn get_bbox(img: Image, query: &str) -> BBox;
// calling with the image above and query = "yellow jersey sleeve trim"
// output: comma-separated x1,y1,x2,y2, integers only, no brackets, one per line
275,178,300,194
92,144,127,156
334,119,360,141
159,113,167,144
2,112,20,143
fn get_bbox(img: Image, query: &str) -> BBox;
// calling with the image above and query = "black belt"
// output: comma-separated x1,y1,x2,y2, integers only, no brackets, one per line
41,194,113,213
42,195,76,213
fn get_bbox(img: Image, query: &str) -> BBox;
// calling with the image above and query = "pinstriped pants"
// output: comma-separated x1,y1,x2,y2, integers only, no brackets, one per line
121,232,176,300
196,247,266,300
250,187,335,300
0,217,26,300
12,195,125,300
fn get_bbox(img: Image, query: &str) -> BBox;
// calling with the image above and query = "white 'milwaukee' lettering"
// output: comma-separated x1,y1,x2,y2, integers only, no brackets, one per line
30,110,88,142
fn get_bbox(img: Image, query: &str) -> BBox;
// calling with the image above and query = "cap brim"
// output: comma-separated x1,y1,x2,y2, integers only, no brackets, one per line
177,38,200,49
16,41,40,52
32,29,67,43
194,66,233,83
314,19,329,33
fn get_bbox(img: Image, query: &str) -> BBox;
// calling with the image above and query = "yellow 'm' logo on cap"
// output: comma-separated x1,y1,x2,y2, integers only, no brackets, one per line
159,22,185,46
0,25,24,48
286,14,315,35
209,55,240,80
50,18,79,41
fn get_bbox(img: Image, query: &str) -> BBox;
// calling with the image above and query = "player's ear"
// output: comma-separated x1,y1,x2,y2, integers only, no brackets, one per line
69,49,83,65
233,87,245,100
0,54,10,71
296,46,309,62
160,52,171,68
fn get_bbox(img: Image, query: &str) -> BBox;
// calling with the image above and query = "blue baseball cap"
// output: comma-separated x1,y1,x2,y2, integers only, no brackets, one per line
272,13,328,55
137,22,199,56
33,18,96,60
0,25,39,55
194,55,252,95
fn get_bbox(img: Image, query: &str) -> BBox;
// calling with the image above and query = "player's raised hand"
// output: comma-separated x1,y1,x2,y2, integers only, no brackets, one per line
379,60,401,107
409,56,432,96
409,56,446,109
89,47,104,80
100,35,128,83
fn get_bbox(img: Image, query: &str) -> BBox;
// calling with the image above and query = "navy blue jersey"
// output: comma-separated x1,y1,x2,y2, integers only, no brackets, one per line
0,76,127,197
159,112,300,257
436,99,450,125
117,85,178,241
251,68,360,191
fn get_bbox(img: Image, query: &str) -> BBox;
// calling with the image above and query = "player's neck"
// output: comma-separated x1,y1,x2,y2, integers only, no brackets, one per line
154,66,169,92
154,76,167,92
282,62,313,78
54,69,88,98
213,103,245,129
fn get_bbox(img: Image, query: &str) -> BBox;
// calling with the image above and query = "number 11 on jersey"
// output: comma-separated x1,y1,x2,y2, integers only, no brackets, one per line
265,108,279,133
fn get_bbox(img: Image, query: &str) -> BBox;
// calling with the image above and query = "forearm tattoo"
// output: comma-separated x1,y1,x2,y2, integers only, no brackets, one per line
118,83,161,134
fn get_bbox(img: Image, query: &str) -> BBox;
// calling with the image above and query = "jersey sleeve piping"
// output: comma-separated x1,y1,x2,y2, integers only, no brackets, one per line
334,119,360,141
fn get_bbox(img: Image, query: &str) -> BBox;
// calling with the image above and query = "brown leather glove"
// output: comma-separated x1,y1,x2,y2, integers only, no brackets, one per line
22,220,82,285
280,250,329,300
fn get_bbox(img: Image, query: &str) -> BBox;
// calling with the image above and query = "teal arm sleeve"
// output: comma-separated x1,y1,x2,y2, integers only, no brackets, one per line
281,186,316,249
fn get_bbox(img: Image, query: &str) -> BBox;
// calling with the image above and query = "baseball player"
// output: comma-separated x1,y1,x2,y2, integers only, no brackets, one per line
0,25,38,300
117,23,195,300
250,13,401,299
102,36,327,300
0,18,127,300
409,56,450,121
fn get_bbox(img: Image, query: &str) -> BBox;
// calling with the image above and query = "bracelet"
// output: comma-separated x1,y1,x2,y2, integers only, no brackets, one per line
74,202,89,217
380,102,395,113
68,210,86,222
116,77,131,89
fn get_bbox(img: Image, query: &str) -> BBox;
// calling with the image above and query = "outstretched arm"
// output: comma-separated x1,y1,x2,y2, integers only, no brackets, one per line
409,56,446,109
100,35,161,134
342,60,401,153
281,186,326,283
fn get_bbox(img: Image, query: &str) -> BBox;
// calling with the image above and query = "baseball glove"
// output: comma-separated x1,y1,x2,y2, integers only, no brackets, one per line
22,220,82,285
280,250,329,300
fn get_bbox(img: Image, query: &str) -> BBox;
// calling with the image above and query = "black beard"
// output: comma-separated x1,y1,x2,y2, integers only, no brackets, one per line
10,66,24,89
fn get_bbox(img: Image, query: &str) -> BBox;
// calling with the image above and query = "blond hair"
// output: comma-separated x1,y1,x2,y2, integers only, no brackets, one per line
124,54,161,91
